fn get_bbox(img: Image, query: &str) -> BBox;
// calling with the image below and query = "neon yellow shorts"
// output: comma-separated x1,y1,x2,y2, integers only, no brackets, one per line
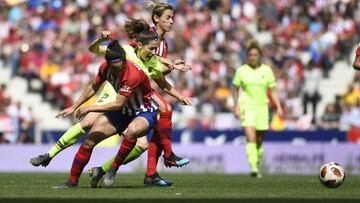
84,81,121,146
240,104,269,131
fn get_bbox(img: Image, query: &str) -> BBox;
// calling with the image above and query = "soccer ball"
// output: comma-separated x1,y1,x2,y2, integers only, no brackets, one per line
318,162,345,188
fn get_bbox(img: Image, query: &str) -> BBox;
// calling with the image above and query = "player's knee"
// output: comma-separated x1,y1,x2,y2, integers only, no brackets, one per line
80,117,95,131
136,139,149,151
164,104,172,112
125,124,139,141
82,138,96,148
158,102,172,113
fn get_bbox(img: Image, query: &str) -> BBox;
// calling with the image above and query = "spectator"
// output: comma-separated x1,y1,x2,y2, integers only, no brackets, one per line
319,103,341,130
302,60,322,124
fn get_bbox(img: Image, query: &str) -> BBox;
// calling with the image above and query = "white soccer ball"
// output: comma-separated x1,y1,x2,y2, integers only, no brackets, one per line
318,162,345,188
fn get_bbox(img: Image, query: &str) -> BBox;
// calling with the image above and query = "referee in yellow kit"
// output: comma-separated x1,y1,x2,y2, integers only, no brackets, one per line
232,40,283,178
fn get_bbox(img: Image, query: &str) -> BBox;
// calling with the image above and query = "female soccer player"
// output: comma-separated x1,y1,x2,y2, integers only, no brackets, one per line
54,40,159,188
88,1,192,186
88,18,192,187
232,40,283,178
352,45,360,71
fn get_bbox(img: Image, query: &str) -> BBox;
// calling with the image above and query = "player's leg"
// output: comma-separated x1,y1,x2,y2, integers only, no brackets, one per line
255,131,265,169
30,112,102,167
241,105,259,176
144,128,173,186
30,82,116,167
89,136,148,188
153,91,189,167
253,104,269,178
53,114,118,189
103,111,157,187
244,126,258,176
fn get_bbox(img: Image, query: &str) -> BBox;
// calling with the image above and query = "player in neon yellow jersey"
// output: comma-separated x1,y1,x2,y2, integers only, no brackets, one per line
31,24,191,188
88,19,192,187
29,30,189,170
232,40,283,178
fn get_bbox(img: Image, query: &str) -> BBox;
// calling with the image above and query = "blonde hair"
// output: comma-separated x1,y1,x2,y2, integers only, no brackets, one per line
146,0,173,24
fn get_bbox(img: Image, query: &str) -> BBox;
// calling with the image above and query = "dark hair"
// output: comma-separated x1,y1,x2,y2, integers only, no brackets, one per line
246,40,262,56
124,18,159,45
147,1,173,25
105,40,126,63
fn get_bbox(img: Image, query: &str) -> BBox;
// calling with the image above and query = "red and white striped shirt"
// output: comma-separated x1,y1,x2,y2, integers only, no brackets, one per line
152,26,168,58
95,60,159,115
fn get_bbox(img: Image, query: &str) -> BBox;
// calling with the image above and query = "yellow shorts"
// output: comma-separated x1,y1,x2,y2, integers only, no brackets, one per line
240,104,269,131
81,81,120,147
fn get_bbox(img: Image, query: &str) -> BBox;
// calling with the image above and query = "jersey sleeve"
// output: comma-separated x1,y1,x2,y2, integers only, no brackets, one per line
356,47,360,56
266,66,276,88
145,57,163,79
232,67,242,87
95,62,108,85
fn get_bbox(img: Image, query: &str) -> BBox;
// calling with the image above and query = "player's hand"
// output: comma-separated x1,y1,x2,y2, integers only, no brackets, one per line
173,60,192,72
55,106,76,118
158,57,172,68
179,96,193,105
75,106,93,120
277,107,284,118
100,30,111,41
233,105,240,119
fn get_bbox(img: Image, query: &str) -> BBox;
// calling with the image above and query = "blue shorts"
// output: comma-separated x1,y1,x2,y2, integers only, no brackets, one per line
104,110,158,134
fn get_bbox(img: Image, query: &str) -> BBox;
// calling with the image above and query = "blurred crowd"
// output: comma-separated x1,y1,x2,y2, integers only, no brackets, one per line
0,0,360,143
0,83,35,143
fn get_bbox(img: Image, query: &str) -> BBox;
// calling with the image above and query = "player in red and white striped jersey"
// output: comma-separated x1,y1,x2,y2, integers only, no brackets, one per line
145,1,191,181
53,40,159,189
95,61,158,115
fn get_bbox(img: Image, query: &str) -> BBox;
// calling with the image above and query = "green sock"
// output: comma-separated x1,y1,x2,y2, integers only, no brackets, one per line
101,156,115,172
257,144,264,168
246,142,258,171
122,145,145,165
101,145,144,172
48,123,86,158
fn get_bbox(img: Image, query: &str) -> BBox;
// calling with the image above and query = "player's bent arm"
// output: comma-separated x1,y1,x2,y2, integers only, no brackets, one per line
352,55,360,71
88,38,106,57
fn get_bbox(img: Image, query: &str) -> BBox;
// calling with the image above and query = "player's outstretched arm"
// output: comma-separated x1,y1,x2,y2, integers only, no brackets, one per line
75,93,127,119
55,82,101,118
158,57,191,75
153,76,192,105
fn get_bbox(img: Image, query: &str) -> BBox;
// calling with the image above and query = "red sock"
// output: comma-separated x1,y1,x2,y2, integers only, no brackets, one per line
157,111,173,158
146,132,162,176
69,145,93,183
112,136,136,169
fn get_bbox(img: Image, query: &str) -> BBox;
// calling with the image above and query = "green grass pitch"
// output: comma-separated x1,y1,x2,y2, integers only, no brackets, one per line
0,173,359,203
